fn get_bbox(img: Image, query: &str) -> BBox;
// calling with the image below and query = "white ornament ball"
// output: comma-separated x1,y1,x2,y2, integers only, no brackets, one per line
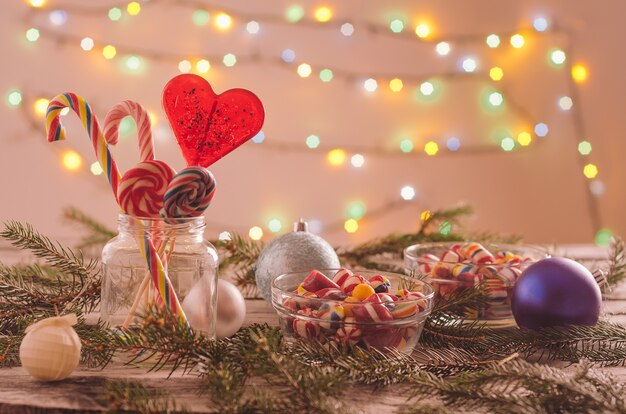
183,279,246,338
255,227,340,302
19,314,81,381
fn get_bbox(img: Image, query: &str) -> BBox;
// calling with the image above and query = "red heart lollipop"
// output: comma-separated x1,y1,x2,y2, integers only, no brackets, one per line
162,74,265,167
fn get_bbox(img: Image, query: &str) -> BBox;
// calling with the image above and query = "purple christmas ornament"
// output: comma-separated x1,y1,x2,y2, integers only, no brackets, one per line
511,257,601,329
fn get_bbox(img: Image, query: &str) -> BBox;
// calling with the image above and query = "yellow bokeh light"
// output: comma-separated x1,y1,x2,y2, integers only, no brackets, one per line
102,45,117,59
29,0,46,7
420,210,432,222
215,13,232,30
344,219,359,233
147,110,157,126
62,150,82,171
314,6,333,22
517,131,532,146
583,163,598,179
33,98,49,116
249,226,264,240
196,59,211,73
424,141,439,156
415,23,430,38
127,2,141,15
327,148,347,166
489,66,504,81
389,78,403,92
297,63,312,78
510,34,525,48
572,64,588,83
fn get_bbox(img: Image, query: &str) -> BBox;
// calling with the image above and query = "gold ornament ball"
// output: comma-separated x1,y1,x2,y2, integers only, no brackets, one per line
19,314,82,381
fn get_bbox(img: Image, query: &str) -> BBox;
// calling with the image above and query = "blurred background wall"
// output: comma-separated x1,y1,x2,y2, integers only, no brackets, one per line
0,0,624,247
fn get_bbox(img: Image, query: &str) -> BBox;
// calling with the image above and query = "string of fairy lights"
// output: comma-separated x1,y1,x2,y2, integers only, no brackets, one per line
5,0,612,243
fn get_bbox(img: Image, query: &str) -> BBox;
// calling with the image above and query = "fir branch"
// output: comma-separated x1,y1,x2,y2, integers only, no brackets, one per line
63,206,117,250
100,379,189,414
417,205,474,236
606,237,626,291
403,359,626,414
1,221,97,279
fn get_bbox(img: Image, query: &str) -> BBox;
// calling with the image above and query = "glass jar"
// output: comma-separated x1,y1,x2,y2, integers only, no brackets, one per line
101,214,218,338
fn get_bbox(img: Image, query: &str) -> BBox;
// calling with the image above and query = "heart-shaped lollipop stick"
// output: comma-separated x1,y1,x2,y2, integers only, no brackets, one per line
162,74,265,167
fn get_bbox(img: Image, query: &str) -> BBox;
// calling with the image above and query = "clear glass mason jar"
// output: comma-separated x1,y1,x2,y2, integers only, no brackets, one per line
101,214,218,338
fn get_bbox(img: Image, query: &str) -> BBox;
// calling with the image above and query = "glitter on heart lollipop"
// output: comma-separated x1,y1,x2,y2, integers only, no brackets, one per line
117,160,176,218
161,166,216,218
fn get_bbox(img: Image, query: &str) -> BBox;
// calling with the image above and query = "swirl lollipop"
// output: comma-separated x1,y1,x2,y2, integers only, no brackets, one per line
117,160,176,218
161,167,216,218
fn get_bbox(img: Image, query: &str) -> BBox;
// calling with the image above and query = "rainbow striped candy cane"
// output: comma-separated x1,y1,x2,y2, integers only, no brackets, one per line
45,93,189,329
46,93,121,200
136,221,190,329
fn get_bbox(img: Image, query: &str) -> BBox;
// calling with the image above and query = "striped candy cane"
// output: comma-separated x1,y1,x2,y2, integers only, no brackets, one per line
45,93,121,200
103,100,155,164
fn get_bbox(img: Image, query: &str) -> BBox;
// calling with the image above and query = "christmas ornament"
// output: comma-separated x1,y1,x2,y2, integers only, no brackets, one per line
162,74,265,167
183,279,246,338
511,257,602,329
255,219,341,302
19,314,81,381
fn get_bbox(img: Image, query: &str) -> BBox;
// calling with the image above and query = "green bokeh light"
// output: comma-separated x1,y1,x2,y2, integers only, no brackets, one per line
268,218,282,233
389,19,404,33
346,201,366,220
439,221,452,236
400,139,414,153
108,7,122,21
595,228,613,246
306,134,320,149
578,141,592,155
319,68,333,82
6,90,22,107
26,28,40,42
192,10,210,26
285,5,305,23
223,53,237,67
119,116,136,135
501,137,515,151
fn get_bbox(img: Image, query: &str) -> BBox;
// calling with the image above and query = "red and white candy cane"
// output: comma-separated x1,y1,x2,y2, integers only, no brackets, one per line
103,100,155,163
45,93,121,201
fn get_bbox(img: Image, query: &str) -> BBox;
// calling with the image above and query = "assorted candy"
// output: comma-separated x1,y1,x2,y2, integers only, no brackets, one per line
276,268,432,353
411,242,535,320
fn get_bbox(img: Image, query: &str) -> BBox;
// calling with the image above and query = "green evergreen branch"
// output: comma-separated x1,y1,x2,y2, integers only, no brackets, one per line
100,379,189,414
606,237,626,291
1,221,97,279
63,206,117,251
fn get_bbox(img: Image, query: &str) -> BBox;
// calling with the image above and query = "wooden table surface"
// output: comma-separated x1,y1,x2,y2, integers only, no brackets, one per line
0,245,624,413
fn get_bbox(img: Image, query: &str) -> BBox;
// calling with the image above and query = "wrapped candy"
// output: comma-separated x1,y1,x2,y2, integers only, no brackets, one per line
301,269,340,292
334,317,362,347
332,268,353,287
368,275,391,293
317,302,345,331
341,274,367,295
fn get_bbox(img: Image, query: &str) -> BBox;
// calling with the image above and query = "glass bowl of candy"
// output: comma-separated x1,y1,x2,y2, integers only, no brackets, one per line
403,242,548,327
271,268,434,354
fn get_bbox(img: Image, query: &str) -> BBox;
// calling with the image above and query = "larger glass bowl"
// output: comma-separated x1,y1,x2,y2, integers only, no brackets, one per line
271,269,434,354
404,242,548,327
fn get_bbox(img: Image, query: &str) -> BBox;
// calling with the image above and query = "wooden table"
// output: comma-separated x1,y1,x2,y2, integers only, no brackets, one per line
0,245,624,413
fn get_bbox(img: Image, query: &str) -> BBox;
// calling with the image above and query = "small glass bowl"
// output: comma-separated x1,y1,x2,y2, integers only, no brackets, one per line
271,269,434,354
404,242,547,327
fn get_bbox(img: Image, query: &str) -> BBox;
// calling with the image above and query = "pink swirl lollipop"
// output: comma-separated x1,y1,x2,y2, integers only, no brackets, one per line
103,100,155,163
161,167,216,218
117,160,176,218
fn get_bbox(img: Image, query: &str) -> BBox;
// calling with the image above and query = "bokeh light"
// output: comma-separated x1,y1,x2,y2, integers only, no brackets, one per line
415,23,430,38
281,49,296,63
90,162,103,176
510,34,525,48
192,10,210,26
501,137,515,151
80,37,94,51
344,219,359,233
306,134,320,149
285,5,305,23
420,210,431,222
400,139,414,153
572,64,588,83
249,226,263,240
314,6,333,22
297,63,312,77
268,219,282,233
327,149,347,166
533,17,549,32
595,228,613,246
389,78,403,92
424,141,439,156
196,59,211,73
26,28,40,42
489,66,504,81
578,140,592,155
420,81,434,96
102,45,117,59
252,131,265,143
534,123,549,137
346,201,366,220
29,0,46,7
517,131,532,146
461,57,477,72
108,7,122,21
127,2,141,16
558,96,573,111
400,186,416,200
486,34,500,48
351,154,365,167
178,59,192,73
550,49,566,65
435,41,450,56
246,21,260,34
33,98,49,116
223,53,237,67
583,163,599,179
340,22,354,36
446,137,461,151
62,150,82,171
488,92,504,107
215,13,232,30
49,10,68,26
363,78,378,92
6,90,22,107
319,68,333,82
390,19,404,33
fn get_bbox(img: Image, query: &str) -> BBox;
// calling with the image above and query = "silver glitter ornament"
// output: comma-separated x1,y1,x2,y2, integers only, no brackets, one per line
255,219,340,302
